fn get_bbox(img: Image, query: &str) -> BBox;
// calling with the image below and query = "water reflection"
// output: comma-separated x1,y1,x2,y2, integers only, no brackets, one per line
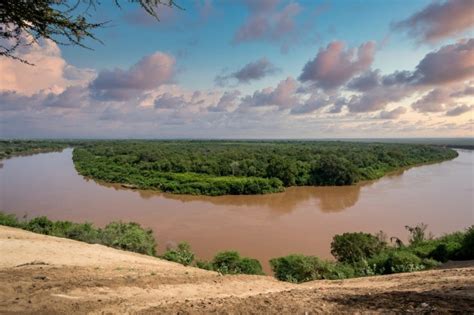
96,180,365,213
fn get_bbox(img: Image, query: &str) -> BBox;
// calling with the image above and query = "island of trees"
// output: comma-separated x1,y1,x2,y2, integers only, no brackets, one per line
70,140,458,195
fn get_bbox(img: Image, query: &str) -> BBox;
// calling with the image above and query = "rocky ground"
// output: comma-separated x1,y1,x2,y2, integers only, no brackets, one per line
0,226,473,314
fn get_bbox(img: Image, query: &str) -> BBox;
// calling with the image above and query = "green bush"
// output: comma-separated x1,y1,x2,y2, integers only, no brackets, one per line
51,221,100,243
211,251,264,275
384,251,424,274
195,260,214,271
460,226,474,259
331,232,386,263
100,221,157,256
162,242,195,266
0,212,21,227
25,216,54,235
270,254,355,283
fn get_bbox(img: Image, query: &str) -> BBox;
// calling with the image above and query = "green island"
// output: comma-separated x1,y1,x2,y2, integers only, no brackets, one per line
1,212,472,283
70,140,458,195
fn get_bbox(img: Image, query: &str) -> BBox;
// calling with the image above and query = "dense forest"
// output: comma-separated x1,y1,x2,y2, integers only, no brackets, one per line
0,140,68,160
72,140,458,195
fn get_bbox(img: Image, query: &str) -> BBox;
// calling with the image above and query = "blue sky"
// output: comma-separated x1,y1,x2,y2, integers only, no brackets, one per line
0,0,473,138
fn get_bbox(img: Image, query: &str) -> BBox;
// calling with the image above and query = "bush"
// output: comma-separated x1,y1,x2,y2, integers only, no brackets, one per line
212,251,264,275
270,254,355,283
100,222,157,256
51,221,100,243
195,260,214,271
384,251,424,274
0,212,20,227
460,226,474,259
25,216,54,235
162,242,195,266
331,232,386,263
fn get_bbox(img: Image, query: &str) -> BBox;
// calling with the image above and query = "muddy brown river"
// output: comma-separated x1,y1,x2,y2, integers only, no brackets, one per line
1,148,473,272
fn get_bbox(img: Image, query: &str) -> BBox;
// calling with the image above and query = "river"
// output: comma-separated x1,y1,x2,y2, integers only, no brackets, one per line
1,148,473,272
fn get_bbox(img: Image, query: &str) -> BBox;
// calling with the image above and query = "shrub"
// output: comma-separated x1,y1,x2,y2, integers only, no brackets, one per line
25,216,54,235
429,242,462,262
52,221,100,243
460,226,474,259
422,258,440,269
100,221,157,256
331,232,386,263
0,212,20,227
162,242,195,266
405,223,430,245
384,251,424,274
212,251,264,275
270,254,354,283
195,260,214,271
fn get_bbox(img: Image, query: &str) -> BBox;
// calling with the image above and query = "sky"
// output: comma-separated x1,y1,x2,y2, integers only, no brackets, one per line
0,0,473,139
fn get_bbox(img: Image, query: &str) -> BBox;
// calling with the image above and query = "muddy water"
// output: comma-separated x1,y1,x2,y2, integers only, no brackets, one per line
1,149,473,272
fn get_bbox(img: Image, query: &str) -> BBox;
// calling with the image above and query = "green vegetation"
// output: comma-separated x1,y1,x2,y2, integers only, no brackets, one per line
72,140,458,195
2,212,472,282
0,140,68,160
0,212,156,256
162,242,195,266
271,224,474,283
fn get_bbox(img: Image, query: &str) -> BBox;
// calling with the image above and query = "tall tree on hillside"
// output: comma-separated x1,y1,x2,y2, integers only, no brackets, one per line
0,0,182,64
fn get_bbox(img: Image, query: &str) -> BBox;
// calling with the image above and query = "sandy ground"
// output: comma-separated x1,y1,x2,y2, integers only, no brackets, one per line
0,226,473,314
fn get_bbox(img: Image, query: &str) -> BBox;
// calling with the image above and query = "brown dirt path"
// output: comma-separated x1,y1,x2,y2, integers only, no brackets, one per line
1,226,473,314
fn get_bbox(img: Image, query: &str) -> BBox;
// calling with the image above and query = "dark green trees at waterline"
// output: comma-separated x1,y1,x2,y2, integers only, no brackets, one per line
72,140,458,196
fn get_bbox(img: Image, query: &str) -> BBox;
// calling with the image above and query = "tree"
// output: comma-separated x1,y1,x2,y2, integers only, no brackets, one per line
0,0,182,64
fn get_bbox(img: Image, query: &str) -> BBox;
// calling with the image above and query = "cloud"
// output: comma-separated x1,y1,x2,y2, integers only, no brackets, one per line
42,86,90,108
393,0,474,43
208,90,241,112
446,104,473,116
90,52,175,101
347,70,381,92
379,106,407,119
215,58,279,86
299,41,376,90
0,37,94,96
411,88,450,113
413,39,474,85
154,93,186,109
233,0,301,51
240,77,299,110
290,94,344,115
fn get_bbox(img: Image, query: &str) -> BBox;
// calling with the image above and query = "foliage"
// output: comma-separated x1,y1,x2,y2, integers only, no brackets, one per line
0,212,158,256
405,223,431,245
331,232,386,264
211,251,264,275
270,254,355,283
71,140,458,196
459,226,474,259
162,242,195,266
0,212,20,227
100,221,157,256
0,0,181,64
0,140,68,160
195,260,214,271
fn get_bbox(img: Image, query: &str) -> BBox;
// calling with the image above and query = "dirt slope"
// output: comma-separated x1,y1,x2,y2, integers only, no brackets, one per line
0,226,473,314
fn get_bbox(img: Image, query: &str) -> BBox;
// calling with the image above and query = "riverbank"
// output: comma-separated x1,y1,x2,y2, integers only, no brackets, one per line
0,226,473,313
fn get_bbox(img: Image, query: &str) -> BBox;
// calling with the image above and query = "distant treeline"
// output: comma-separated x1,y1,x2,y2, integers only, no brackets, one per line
72,140,458,195
0,140,68,160
1,212,472,282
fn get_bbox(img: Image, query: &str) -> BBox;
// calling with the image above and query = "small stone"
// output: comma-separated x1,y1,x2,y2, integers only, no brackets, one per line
420,303,429,308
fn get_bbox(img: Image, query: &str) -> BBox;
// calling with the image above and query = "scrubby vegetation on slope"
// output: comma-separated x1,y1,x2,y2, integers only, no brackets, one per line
72,140,458,195
1,212,472,281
